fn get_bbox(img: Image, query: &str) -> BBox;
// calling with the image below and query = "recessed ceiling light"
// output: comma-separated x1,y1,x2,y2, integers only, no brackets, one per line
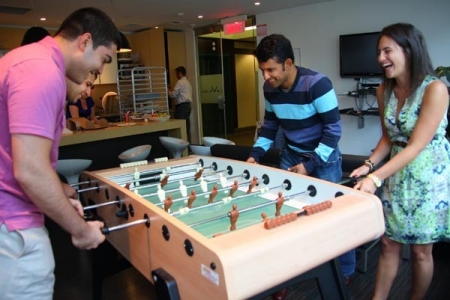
155,26,159,29
255,2,261,5
177,12,184,16
198,15,203,19
40,17,46,21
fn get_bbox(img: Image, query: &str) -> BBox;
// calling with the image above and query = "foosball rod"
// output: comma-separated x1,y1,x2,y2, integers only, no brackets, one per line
135,168,246,195
84,199,121,211
156,176,260,208
130,167,207,192
77,186,100,193
115,164,209,189
107,161,205,182
171,181,308,217
139,177,207,198
70,180,90,187
170,184,271,217
187,189,310,227
101,216,150,235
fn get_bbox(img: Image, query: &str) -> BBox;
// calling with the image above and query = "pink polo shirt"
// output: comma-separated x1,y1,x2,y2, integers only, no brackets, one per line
0,36,66,231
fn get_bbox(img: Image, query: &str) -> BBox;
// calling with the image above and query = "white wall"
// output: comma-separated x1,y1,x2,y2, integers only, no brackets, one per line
255,0,450,155
183,29,200,144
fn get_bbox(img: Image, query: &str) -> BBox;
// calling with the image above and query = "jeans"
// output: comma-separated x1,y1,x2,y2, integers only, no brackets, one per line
174,102,191,143
279,146,356,277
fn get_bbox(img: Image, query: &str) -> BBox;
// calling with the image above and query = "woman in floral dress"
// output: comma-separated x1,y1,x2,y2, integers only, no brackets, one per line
350,23,450,299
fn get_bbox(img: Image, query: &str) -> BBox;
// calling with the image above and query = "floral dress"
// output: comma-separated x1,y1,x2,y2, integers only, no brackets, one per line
382,75,450,244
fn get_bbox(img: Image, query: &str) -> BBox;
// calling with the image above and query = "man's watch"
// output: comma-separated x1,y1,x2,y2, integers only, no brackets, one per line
367,174,383,187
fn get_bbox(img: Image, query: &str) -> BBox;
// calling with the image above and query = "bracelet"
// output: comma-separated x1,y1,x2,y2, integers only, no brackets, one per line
364,159,375,172
367,173,383,188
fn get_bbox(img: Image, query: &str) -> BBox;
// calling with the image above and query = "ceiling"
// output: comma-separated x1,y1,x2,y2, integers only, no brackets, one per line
0,0,331,32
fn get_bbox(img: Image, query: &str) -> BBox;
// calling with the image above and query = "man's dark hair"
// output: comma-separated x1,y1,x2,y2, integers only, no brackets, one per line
175,66,186,76
254,34,295,65
379,23,435,94
55,7,121,50
21,27,50,46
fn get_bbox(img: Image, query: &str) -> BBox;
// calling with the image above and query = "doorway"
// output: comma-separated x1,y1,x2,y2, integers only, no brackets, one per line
194,17,259,144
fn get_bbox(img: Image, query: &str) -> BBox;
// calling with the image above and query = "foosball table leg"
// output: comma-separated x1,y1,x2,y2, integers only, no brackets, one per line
92,241,132,300
314,258,350,300
152,268,181,300
249,258,350,300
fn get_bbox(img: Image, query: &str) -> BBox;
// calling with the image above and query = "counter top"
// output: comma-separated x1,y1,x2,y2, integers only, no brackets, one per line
60,119,187,147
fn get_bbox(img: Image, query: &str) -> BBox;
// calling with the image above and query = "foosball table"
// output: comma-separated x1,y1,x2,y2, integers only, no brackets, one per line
78,155,385,300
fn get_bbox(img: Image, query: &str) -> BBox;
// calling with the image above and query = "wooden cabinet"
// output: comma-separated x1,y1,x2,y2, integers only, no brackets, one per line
166,31,187,87
129,28,187,74
130,28,165,67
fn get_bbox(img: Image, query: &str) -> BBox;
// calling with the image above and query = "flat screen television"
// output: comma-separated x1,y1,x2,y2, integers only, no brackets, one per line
339,32,383,78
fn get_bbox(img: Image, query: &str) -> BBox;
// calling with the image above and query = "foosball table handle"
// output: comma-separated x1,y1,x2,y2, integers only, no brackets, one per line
263,201,332,230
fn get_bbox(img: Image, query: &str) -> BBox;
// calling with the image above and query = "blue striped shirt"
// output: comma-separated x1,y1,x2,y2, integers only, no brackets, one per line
250,66,341,173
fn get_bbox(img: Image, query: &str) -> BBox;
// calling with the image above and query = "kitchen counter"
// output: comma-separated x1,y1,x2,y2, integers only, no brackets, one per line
58,119,187,171
60,119,187,146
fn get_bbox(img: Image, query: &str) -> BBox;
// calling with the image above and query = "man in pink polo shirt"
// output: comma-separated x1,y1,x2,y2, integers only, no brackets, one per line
0,7,121,300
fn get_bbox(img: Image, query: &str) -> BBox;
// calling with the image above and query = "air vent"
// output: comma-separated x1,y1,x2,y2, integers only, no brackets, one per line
168,20,184,26
0,5,32,15
119,23,149,33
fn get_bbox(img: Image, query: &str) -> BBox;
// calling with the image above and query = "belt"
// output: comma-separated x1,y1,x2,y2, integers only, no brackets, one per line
393,141,407,148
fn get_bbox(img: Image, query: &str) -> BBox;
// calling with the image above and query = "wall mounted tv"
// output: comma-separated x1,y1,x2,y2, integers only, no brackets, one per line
339,31,383,78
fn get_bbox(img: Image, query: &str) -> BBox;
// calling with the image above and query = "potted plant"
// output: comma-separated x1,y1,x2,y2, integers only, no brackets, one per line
435,66,450,81
435,66,450,95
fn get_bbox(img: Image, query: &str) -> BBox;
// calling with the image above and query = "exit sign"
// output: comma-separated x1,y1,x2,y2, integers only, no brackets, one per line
224,20,245,35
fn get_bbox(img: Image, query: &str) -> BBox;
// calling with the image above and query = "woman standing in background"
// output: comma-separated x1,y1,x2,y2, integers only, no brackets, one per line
350,23,450,299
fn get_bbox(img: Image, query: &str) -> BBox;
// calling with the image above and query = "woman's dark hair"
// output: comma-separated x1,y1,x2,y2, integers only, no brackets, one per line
21,27,50,46
254,34,295,66
55,7,121,51
379,23,435,94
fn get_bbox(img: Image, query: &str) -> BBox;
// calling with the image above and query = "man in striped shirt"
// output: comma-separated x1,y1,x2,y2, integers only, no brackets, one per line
247,34,355,298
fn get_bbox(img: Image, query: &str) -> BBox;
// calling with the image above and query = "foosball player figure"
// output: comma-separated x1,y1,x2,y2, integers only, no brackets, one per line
186,190,197,208
247,176,258,193
194,168,203,180
229,204,239,231
163,195,173,212
160,175,169,187
261,212,268,222
275,192,285,216
208,185,219,203
229,180,239,197
179,180,187,197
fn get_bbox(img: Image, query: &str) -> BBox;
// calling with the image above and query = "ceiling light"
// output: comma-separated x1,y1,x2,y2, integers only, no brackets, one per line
255,2,261,5
198,15,203,19
118,32,132,53
40,17,46,21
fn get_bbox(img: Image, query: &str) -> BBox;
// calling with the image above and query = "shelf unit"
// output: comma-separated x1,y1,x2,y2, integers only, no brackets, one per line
117,66,169,119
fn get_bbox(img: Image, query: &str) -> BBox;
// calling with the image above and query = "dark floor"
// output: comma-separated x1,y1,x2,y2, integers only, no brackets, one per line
219,128,256,147
49,217,450,300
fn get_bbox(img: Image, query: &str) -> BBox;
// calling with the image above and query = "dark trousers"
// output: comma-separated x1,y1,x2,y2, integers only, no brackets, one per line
174,102,191,142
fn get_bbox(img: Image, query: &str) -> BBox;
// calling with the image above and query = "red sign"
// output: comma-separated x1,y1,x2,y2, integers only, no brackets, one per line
224,20,245,35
